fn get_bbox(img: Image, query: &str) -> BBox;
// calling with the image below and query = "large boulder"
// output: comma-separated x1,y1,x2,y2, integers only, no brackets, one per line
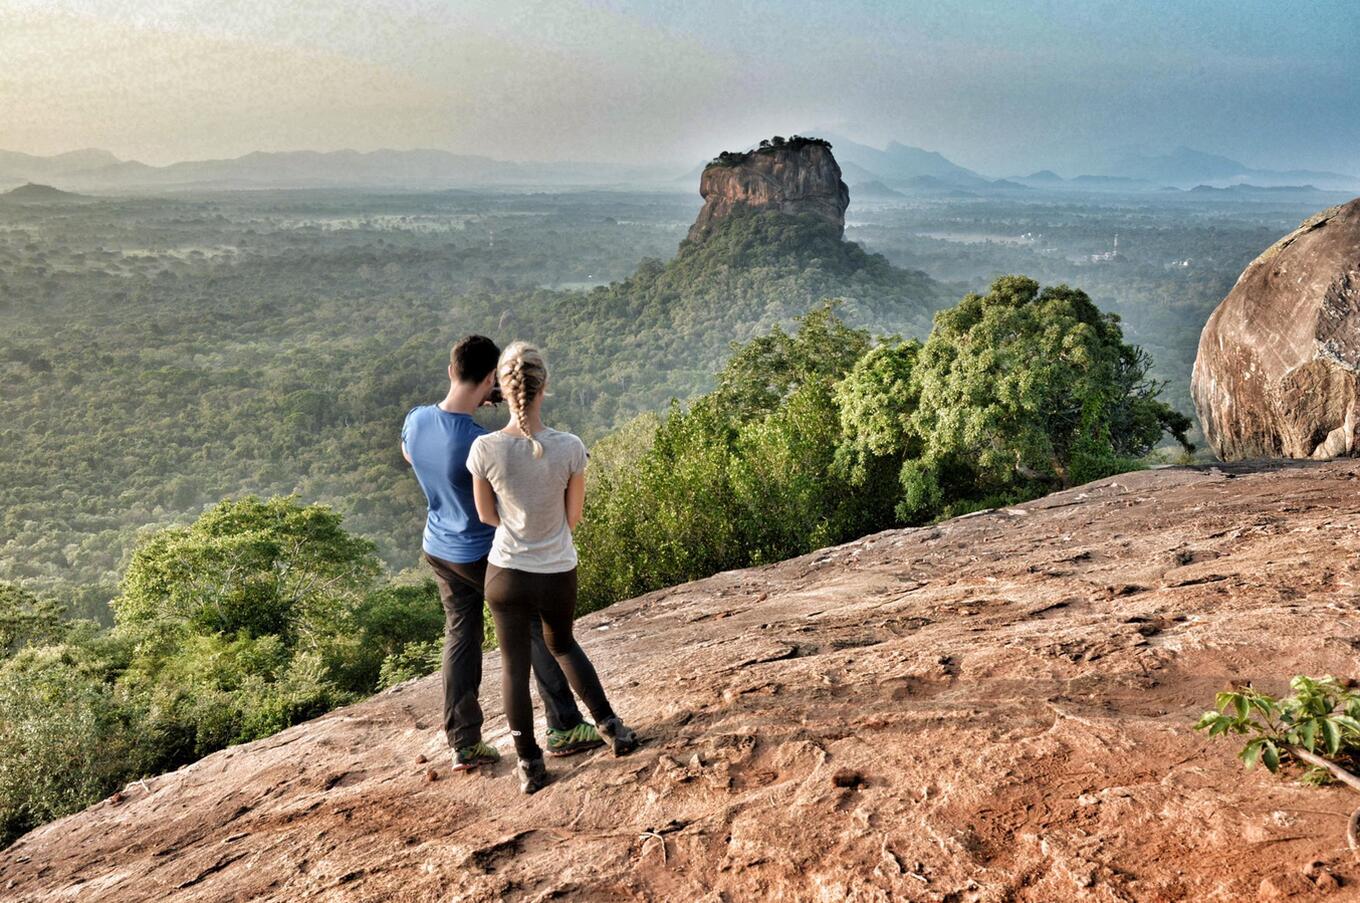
1192,198,1360,459
687,137,849,243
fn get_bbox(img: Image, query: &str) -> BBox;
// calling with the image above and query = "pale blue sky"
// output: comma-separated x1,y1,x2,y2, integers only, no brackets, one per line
2,0,1356,175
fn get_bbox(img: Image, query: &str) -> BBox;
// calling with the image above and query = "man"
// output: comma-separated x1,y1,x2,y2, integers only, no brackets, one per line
402,334,602,770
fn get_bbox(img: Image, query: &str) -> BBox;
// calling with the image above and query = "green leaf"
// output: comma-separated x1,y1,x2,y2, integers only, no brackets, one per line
1330,714,1360,734
1248,696,1276,719
1298,719,1317,751
1240,738,1264,770
1322,719,1342,755
1262,741,1280,773
1233,695,1249,719
1193,711,1220,731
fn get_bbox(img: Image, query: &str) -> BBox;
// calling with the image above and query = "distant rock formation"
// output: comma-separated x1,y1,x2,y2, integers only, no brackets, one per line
687,136,849,243
1192,198,1360,460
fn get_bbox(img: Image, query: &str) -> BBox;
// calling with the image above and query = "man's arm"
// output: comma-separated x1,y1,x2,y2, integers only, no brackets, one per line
400,441,412,465
472,476,501,526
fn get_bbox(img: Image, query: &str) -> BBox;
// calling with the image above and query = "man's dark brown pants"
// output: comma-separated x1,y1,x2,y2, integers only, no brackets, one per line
423,552,583,749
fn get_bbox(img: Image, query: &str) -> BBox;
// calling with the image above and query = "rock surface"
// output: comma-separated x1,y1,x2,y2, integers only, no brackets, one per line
687,139,849,243
5,461,1360,901
1192,198,1360,460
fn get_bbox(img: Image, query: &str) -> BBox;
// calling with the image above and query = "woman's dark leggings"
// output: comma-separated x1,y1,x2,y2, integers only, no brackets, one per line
484,565,616,761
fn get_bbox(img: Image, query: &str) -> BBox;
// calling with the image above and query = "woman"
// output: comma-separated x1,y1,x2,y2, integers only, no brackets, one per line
466,341,639,793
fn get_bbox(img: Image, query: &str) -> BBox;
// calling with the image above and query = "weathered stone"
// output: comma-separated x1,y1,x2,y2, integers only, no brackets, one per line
1192,198,1360,460
687,139,849,243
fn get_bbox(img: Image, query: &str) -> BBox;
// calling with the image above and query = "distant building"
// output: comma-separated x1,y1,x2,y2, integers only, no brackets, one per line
1090,233,1120,262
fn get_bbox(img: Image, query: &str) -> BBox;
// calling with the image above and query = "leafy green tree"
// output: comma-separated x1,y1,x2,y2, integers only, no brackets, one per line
0,583,68,655
903,276,1191,516
329,582,445,693
0,643,144,847
111,496,387,768
832,340,923,523
376,640,441,690
714,301,871,417
114,495,380,644
577,304,876,607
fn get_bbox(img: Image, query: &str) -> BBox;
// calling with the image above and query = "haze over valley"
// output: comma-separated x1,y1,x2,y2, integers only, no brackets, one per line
6,2,1360,897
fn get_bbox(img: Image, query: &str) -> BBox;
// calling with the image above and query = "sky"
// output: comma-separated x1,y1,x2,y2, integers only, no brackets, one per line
2,0,1357,176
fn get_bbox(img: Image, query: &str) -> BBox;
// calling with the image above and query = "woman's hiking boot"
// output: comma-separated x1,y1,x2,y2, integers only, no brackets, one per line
517,757,549,794
452,741,500,772
596,717,639,756
546,722,605,757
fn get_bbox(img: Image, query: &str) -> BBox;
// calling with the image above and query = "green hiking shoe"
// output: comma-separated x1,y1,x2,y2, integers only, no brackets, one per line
452,741,501,771
545,722,605,758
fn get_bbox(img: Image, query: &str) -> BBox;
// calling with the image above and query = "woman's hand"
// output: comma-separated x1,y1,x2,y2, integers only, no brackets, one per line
472,476,501,527
565,471,585,530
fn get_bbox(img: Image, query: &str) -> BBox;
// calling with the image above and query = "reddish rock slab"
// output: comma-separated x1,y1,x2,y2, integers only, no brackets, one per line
4,462,1360,901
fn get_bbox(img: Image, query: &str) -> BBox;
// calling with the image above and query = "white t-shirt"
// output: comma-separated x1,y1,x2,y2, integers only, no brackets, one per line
466,428,588,573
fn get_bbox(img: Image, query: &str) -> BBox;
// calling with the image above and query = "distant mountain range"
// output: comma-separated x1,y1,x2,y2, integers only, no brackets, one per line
0,148,678,193
1098,146,1359,191
821,134,1359,195
2,140,1356,197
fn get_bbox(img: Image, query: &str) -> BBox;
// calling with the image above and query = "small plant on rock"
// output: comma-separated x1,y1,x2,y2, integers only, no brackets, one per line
1196,676,1360,856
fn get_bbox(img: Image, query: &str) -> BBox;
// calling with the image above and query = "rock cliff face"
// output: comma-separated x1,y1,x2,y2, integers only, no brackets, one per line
5,461,1360,901
1192,198,1360,460
687,138,850,243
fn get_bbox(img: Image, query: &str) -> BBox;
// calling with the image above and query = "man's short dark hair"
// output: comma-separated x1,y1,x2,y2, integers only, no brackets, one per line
451,335,500,384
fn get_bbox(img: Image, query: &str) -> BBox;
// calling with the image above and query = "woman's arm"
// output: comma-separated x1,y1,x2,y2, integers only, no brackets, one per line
472,476,501,527
565,471,585,531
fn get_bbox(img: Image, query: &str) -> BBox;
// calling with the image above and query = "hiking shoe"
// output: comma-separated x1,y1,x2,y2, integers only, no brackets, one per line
517,757,549,794
452,741,500,772
546,722,605,758
596,717,639,756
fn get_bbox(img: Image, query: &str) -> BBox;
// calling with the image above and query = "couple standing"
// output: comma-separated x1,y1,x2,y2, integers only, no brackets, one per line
402,335,638,794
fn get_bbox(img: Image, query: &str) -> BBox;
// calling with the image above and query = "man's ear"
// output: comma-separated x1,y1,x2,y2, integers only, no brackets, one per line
448,363,456,383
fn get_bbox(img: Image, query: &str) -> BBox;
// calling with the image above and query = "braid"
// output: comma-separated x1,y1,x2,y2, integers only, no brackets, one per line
498,342,547,458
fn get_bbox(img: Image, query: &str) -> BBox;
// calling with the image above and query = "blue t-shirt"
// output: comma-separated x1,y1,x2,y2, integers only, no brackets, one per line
401,405,496,563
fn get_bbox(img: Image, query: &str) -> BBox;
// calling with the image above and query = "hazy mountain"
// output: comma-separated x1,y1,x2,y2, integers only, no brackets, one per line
1025,169,1063,182
850,180,907,200
814,132,989,188
7,142,1355,196
0,182,93,203
1103,146,1360,190
0,149,121,185
0,148,681,192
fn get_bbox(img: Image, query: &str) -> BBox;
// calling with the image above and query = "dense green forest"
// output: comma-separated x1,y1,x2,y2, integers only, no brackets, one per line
0,191,946,611
2,186,1335,620
0,180,1332,845
0,273,1189,846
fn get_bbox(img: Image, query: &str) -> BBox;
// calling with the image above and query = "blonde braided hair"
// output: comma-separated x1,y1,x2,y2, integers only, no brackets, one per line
497,341,548,458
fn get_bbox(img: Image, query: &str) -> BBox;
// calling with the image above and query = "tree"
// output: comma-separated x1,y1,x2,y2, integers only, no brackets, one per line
714,301,871,418
832,340,923,523
0,643,144,847
0,583,68,655
903,276,1190,515
111,496,384,768
114,495,380,645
